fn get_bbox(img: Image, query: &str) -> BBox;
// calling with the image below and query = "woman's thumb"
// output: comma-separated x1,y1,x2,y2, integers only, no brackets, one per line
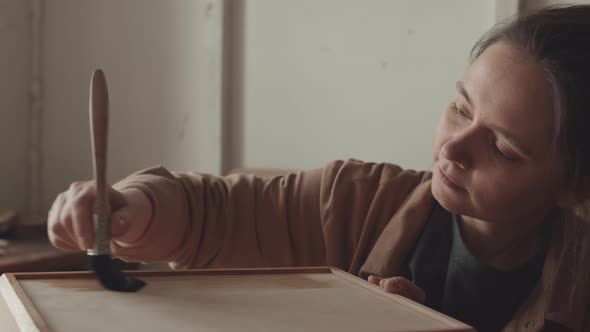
108,187,128,210
108,187,130,238
109,212,129,238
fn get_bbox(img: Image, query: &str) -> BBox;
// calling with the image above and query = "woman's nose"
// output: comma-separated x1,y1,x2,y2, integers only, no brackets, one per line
441,128,479,170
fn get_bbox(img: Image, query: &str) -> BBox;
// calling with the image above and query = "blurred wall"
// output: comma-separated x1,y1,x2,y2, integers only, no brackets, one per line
41,0,223,213
1,1,520,218
0,0,29,215
241,0,496,171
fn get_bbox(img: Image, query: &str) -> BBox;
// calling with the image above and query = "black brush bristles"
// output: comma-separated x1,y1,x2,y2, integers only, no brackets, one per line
90,255,145,292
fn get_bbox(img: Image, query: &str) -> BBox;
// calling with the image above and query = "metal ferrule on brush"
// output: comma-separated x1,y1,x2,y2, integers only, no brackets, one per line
87,213,111,256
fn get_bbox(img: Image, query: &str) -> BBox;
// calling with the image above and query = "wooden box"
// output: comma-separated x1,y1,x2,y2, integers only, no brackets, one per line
0,267,474,332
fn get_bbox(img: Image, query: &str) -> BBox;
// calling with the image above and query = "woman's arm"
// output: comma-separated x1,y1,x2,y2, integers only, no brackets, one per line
111,165,326,269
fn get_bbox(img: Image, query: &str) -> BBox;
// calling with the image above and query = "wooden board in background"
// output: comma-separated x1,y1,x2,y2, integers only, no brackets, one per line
0,267,474,332
0,225,87,274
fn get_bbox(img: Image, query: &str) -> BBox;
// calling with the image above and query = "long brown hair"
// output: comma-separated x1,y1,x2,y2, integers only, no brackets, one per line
470,5,590,306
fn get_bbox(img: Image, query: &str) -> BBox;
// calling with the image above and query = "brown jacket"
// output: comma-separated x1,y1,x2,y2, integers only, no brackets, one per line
113,159,590,332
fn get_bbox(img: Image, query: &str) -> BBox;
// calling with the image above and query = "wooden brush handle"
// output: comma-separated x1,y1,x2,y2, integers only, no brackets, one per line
89,69,110,215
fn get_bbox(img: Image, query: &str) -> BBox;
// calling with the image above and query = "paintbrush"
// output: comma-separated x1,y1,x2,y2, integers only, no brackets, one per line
87,69,145,292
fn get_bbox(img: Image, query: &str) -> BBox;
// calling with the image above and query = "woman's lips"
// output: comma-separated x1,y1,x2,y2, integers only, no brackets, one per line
438,166,467,192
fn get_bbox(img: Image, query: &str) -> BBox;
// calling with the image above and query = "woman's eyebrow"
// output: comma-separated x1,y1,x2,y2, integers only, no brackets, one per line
456,81,472,105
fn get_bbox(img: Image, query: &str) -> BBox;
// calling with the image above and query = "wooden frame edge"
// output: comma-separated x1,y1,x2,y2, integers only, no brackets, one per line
329,268,475,332
5,266,333,280
0,274,49,332
2,266,474,332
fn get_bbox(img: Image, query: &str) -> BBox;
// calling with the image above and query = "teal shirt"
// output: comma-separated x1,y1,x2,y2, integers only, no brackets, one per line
401,203,546,332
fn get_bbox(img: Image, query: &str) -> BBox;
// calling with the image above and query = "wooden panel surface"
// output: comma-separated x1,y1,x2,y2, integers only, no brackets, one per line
0,268,474,332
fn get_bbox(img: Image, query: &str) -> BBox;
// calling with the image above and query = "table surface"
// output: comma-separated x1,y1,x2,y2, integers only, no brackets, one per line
0,225,87,274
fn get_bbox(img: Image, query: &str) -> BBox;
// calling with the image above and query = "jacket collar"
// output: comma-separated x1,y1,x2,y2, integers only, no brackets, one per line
359,180,590,332
359,180,434,278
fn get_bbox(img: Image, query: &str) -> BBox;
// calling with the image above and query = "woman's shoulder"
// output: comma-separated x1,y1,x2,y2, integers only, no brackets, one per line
322,159,433,185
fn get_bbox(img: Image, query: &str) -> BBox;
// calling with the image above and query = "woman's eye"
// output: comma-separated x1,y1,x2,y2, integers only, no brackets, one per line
493,144,509,159
453,104,471,120
489,135,514,161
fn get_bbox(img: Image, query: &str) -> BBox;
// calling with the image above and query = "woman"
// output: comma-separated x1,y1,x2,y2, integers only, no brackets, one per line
48,5,590,331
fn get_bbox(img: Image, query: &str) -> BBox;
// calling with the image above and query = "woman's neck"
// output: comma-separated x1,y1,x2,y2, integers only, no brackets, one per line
457,211,555,269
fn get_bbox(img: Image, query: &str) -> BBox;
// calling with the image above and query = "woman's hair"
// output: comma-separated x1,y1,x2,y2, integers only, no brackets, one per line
471,5,590,202
470,5,590,305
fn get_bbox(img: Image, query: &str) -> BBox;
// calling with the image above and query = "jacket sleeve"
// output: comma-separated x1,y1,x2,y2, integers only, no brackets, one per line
111,165,326,269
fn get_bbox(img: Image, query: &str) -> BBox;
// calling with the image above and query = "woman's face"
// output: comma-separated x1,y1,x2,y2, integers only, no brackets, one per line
432,41,567,224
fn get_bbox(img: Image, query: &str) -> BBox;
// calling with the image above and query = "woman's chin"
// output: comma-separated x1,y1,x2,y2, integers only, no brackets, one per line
431,177,469,215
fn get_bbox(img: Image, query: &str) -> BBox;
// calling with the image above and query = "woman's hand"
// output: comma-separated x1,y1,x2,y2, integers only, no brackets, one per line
368,275,426,304
47,181,152,252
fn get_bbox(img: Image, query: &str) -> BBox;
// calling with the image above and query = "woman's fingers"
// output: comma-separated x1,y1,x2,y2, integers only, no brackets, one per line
50,236,80,252
48,214,79,251
107,186,130,237
69,191,94,250
367,275,382,286
109,213,129,238
370,276,426,304
108,187,128,211
48,180,131,252
48,193,69,248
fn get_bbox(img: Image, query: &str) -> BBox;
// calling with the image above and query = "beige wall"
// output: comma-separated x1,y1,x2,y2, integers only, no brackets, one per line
241,0,496,171
0,1,516,216
41,0,223,213
0,0,29,214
